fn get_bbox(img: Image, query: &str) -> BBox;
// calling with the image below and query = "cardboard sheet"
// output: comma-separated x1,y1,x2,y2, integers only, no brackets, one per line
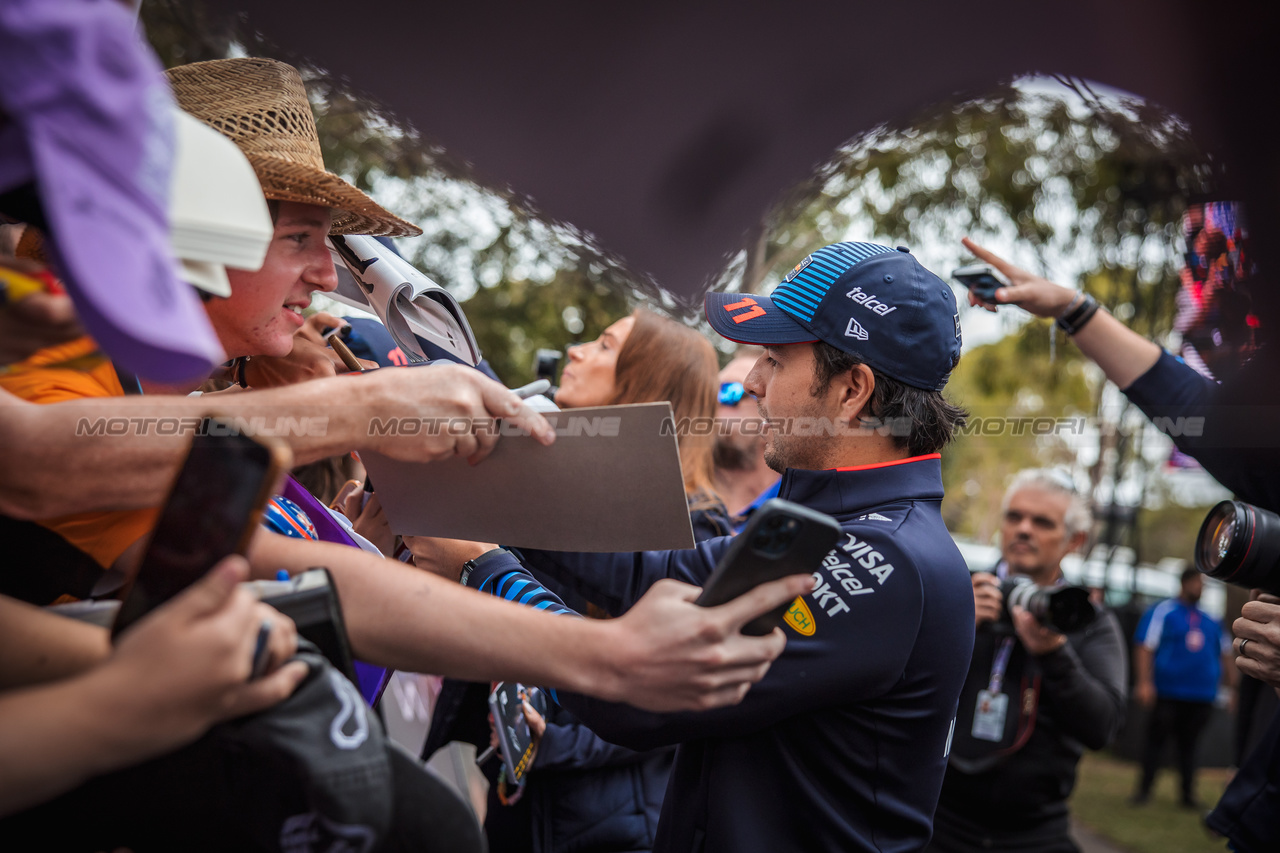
361,402,696,552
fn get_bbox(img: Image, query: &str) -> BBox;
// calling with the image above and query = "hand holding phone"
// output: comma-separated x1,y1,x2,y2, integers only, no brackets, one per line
695,499,842,635
488,682,548,790
952,263,1010,304
101,556,308,754
111,417,291,638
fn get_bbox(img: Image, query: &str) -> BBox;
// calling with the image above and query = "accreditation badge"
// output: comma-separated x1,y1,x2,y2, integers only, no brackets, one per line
971,689,1008,742
1185,628,1205,652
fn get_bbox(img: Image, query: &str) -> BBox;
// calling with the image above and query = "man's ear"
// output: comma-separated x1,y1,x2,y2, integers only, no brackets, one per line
1067,530,1089,554
834,363,876,425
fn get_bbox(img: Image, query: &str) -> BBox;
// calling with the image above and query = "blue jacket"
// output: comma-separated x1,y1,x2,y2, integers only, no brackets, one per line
422,680,674,853
1124,349,1280,853
423,504,732,853
1123,349,1280,511
470,455,975,853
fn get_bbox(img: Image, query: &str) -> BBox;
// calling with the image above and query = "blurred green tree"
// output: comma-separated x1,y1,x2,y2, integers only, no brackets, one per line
722,78,1215,554
141,0,652,385
941,320,1095,541
736,79,1208,305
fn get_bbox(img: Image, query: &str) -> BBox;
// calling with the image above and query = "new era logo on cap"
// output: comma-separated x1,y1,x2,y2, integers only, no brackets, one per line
845,318,869,341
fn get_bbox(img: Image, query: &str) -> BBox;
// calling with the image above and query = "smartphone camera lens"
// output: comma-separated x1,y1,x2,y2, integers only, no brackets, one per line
753,518,801,557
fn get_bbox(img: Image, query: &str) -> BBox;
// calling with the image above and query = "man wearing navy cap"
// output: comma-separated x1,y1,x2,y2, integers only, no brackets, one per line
442,242,977,852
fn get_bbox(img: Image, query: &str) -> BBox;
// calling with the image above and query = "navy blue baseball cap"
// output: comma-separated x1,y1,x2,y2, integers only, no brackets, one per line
705,242,962,390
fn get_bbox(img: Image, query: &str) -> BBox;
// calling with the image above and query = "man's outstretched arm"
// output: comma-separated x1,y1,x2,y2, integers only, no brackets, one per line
0,364,553,520
460,540,927,749
960,238,1161,389
514,540,727,615
248,530,811,713
962,237,1280,510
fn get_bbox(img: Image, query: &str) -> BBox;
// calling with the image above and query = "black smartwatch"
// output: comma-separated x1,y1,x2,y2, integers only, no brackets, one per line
461,548,508,587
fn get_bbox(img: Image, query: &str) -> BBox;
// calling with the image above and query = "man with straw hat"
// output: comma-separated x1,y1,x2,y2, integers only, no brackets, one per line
3,56,440,571
168,57,419,239
164,57,420,373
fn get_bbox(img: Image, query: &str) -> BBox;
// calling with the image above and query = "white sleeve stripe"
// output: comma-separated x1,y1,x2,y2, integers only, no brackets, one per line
1142,599,1176,650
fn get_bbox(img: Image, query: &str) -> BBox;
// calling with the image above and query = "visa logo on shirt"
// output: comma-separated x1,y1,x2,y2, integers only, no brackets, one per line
806,533,898,619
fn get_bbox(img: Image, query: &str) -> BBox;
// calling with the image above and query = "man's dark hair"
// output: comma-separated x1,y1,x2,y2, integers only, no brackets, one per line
1181,567,1201,585
810,341,968,456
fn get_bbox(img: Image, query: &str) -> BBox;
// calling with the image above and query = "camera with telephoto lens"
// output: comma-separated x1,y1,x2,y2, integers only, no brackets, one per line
999,576,1097,634
1196,500,1280,594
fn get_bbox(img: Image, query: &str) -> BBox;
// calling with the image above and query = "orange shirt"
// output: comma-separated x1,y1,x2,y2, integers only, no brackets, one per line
0,336,159,568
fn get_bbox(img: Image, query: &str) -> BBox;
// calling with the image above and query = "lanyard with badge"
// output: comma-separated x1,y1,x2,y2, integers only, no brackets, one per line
1185,608,1205,653
972,636,1016,742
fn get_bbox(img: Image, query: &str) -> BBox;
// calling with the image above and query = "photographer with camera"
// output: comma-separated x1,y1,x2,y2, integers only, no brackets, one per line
928,469,1126,853
961,236,1280,851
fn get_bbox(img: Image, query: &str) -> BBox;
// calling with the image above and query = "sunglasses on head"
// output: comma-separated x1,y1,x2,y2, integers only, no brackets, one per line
719,381,747,406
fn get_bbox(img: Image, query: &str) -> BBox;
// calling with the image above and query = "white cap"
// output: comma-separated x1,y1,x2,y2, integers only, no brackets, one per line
169,108,273,296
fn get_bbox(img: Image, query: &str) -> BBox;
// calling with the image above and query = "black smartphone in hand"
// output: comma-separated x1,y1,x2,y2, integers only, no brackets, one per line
695,499,842,635
488,682,547,789
952,263,1010,303
111,416,291,638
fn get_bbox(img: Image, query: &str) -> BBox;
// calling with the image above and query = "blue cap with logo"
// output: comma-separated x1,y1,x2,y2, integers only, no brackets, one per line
705,242,962,390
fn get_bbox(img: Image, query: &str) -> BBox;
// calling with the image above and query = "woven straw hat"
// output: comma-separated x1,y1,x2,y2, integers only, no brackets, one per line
166,57,421,238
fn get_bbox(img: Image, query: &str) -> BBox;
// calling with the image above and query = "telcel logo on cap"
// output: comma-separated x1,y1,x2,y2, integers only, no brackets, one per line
845,286,897,316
